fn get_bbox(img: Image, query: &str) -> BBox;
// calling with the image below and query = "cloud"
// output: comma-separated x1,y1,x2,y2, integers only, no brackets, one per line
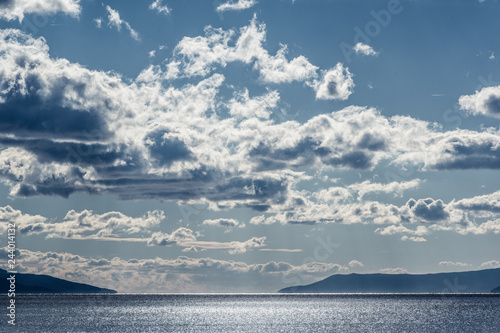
348,179,421,200
379,267,408,274
400,235,426,242
348,260,364,268
227,89,279,119
164,16,319,84
479,260,500,269
259,261,292,273
149,0,170,15
0,205,164,240
251,190,405,226
438,261,471,267
0,205,273,255
459,86,500,119
202,218,244,229
147,228,198,246
2,248,347,292
144,226,265,254
353,42,378,57
312,63,354,100
0,29,291,205
176,236,267,254
0,0,80,22
259,248,302,253
229,236,266,254
375,225,429,243
247,107,393,172
106,5,140,41
216,0,257,12
457,219,500,235
406,198,449,222
0,205,46,234
375,225,429,236
2,28,500,210
454,190,500,213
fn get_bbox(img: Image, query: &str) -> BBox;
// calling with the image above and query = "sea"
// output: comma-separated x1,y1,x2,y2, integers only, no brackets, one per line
5,294,500,332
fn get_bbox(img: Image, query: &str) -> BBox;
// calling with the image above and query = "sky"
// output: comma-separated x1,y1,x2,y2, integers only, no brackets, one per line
0,0,500,293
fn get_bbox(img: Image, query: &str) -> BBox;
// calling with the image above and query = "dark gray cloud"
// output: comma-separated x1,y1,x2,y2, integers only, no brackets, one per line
327,151,373,169
249,138,330,168
485,96,500,115
433,142,500,170
146,131,194,166
459,86,500,119
0,93,108,141
454,191,500,213
357,133,386,151
327,81,338,97
249,138,378,171
0,138,122,166
407,198,449,222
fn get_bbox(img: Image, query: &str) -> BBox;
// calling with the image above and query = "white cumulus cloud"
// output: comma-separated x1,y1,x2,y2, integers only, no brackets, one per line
216,0,257,12
353,42,379,57
0,0,80,22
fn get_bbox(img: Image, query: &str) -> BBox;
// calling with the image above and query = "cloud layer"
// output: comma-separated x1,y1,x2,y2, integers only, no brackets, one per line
0,248,349,292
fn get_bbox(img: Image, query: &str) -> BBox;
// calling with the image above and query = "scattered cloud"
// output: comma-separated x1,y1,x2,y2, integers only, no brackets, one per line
259,248,303,253
0,0,80,22
438,261,471,267
106,5,140,41
216,0,257,12
459,86,500,118
379,267,408,274
149,0,170,15
353,42,378,57
0,205,164,240
406,198,449,222
348,179,421,200
1,28,500,222
479,260,500,269
227,88,279,119
163,16,319,84
348,260,364,268
312,63,354,100
400,235,426,242
147,228,198,246
454,190,500,213
0,248,348,292
203,218,244,229
0,205,269,254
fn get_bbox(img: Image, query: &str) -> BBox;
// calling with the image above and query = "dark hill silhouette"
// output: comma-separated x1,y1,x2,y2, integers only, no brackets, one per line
492,286,500,293
0,269,116,293
279,268,500,293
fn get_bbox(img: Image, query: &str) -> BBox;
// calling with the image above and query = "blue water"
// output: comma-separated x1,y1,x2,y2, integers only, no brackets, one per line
5,294,500,332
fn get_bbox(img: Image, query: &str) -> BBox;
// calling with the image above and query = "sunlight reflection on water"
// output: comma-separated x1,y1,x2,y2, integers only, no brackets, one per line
13,294,500,332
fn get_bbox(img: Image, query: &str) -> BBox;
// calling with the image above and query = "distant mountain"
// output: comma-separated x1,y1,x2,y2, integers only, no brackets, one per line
0,269,116,294
279,268,500,293
492,286,500,293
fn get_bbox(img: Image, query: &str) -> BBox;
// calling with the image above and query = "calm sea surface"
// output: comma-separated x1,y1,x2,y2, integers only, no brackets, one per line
5,294,500,332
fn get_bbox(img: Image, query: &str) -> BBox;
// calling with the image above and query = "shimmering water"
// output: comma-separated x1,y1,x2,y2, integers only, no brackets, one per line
6,294,500,332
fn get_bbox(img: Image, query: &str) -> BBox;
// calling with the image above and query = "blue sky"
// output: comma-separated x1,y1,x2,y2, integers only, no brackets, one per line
0,0,500,293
